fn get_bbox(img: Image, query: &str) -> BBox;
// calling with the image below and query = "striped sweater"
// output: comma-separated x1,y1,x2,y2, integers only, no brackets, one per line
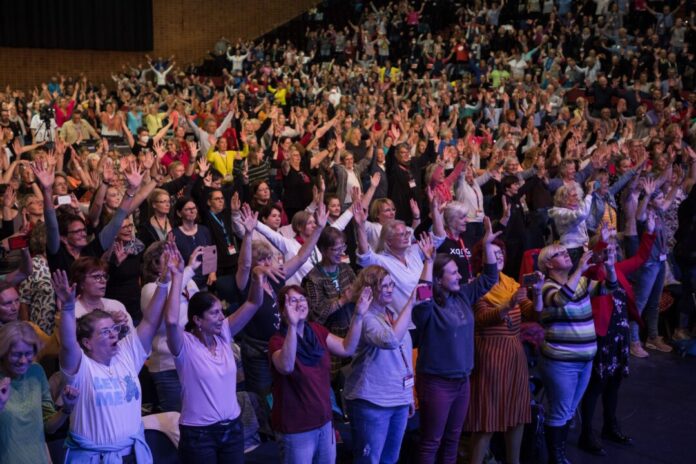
541,276,617,361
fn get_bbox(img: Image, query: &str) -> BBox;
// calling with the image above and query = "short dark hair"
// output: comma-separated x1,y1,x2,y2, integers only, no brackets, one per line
57,213,85,237
76,309,114,350
317,227,345,253
70,256,109,293
186,292,220,332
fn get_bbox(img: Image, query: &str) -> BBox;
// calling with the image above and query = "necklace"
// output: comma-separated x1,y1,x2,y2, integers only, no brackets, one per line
153,215,170,238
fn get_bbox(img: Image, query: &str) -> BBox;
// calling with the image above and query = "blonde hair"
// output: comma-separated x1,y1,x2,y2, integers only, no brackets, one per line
537,243,567,274
376,220,407,253
369,198,395,222
251,240,274,264
553,182,582,207
147,188,169,208
0,321,40,366
443,201,469,229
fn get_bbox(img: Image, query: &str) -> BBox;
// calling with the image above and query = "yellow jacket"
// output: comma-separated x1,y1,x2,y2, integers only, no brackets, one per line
206,144,249,180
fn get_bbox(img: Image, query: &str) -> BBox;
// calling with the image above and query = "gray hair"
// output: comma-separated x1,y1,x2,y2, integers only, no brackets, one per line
443,201,469,229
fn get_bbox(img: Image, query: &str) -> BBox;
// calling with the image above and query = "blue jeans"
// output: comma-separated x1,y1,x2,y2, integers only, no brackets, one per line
179,418,244,464
630,260,666,341
347,399,409,464
150,369,182,412
540,358,592,427
278,420,335,464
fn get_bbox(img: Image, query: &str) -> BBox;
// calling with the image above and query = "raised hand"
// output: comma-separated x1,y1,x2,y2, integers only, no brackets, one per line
417,232,436,261
355,286,373,317
153,139,165,159
352,201,367,225
31,159,55,190
112,241,128,266
230,191,241,213
187,246,204,271
315,200,329,228
165,241,185,276
239,203,258,234
196,156,209,175
409,198,421,219
2,185,15,209
370,171,381,188
141,151,155,170
187,140,199,157
51,270,76,306
578,249,594,273
102,158,115,185
123,159,144,189
482,216,503,244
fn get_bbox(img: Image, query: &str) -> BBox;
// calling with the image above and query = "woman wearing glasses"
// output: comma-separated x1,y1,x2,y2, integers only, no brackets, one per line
0,321,79,464
53,243,173,463
139,188,173,250
105,215,145,324
536,243,618,464
173,197,214,290
71,256,135,332
270,284,370,464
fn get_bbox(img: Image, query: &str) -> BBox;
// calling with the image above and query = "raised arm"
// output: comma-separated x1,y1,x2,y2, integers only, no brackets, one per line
283,202,330,278
227,266,265,337
352,200,370,255
31,160,60,254
138,243,174,350
235,204,257,290
326,287,370,356
53,270,80,375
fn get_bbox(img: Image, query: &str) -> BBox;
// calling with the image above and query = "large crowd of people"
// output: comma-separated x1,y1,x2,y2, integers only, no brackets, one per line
0,0,695,463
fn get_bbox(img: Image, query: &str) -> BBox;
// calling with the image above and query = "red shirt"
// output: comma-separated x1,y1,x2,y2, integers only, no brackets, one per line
269,322,332,434
54,100,76,128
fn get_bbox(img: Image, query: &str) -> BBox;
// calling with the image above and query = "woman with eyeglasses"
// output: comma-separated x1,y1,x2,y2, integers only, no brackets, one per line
139,188,173,250
173,196,214,290
105,215,145,324
535,243,618,464
0,321,79,464
549,181,593,269
270,284,370,464
71,256,134,332
53,243,173,463
234,204,327,399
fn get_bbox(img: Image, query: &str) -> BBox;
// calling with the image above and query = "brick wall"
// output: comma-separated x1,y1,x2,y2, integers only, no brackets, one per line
0,0,318,91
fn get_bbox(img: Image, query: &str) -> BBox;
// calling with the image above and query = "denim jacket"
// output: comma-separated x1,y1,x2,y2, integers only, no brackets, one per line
586,169,637,233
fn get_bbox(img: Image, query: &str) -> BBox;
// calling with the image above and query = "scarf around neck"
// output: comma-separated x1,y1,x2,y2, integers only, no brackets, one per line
280,322,325,367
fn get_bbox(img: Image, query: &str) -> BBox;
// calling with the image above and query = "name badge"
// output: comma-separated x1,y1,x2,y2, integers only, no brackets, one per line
659,254,667,262
408,179,417,189
228,245,237,256
403,374,414,389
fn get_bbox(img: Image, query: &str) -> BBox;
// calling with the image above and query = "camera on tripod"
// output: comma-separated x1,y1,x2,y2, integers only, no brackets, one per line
39,105,55,123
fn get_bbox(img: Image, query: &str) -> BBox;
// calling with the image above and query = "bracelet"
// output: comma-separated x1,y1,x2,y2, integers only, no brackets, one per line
413,216,421,220
155,279,170,288
62,302,76,312
124,190,136,198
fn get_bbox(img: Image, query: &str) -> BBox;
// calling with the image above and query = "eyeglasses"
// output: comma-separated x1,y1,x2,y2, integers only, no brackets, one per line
97,324,123,338
120,223,134,229
286,296,307,305
211,197,224,202
67,228,87,235
87,273,109,282
391,230,410,239
153,199,169,204
551,249,569,259
329,244,347,253
8,350,34,362
381,281,396,290
494,250,505,258
182,207,197,212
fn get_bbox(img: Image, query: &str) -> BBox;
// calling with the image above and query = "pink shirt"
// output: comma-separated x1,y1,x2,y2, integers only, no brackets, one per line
54,100,76,128
174,318,240,426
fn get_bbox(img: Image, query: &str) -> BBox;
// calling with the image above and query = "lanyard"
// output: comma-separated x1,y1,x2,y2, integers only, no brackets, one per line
209,211,230,245
385,311,413,375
